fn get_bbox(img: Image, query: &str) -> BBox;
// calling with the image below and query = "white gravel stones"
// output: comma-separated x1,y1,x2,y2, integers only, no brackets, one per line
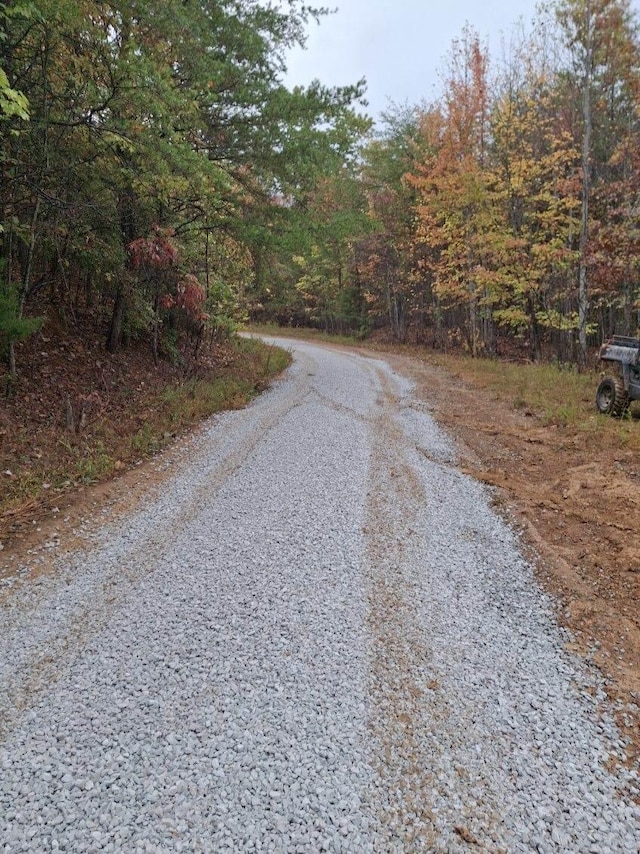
1,337,639,852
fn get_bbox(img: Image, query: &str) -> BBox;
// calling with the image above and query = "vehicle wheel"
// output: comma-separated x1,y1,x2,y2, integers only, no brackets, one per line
595,376,629,416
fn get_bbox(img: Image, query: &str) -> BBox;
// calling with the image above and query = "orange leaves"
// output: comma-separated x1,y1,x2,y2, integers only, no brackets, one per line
441,27,490,165
407,30,494,309
128,226,178,271
173,274,208,322
128,227,207,322
160,275,207,322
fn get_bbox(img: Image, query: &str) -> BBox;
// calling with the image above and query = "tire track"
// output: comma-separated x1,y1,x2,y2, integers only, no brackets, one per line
0,349,317,740
364,367,505,851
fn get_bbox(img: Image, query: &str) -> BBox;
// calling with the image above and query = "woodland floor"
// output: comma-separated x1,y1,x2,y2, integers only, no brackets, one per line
0,311,284,557
1,328,639,770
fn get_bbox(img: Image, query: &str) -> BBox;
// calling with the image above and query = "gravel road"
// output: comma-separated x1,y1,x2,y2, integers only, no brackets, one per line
1,337,639,853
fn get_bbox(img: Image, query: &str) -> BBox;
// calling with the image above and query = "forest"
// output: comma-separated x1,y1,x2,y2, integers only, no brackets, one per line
2,0,640,380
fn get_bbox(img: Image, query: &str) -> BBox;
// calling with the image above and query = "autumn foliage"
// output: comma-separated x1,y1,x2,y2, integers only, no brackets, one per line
258,0,640,363
3,0,640,374
0,0,367,384
162,276,207,323
128,228,179,273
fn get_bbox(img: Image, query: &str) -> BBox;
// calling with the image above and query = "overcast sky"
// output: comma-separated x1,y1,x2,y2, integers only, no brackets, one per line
283,0,640,122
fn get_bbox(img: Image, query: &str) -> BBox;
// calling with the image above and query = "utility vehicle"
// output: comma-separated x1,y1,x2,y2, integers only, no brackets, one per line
595,335,640,416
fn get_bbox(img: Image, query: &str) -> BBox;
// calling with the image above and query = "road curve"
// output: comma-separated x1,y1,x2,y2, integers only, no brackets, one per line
1,337,638,852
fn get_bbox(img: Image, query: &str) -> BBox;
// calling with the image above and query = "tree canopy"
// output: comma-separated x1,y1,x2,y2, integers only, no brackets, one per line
0,0,369,376
3,0,640,373
254,0,640,362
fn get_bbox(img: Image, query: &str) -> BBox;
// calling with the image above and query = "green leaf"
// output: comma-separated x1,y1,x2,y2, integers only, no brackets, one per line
0,69,29,120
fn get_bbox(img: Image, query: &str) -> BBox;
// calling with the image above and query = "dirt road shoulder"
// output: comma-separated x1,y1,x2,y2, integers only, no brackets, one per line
380,350,640,768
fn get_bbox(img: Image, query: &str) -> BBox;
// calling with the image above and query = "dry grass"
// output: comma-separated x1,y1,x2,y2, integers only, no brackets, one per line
423,352,640,453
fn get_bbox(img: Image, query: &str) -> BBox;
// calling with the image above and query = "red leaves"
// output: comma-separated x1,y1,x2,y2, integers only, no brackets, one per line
128,227,207,322
160,275,208,321
128,226,178,272
172,274,208,321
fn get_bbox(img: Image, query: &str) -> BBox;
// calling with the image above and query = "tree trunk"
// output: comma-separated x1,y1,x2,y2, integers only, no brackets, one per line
527,294,542,362
106,288,126,353
469,291,478,358
152,299,159,365
578,0,593,366
8,196,41,377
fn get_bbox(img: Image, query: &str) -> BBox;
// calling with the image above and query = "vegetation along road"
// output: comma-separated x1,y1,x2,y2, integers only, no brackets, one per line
1,337,639,852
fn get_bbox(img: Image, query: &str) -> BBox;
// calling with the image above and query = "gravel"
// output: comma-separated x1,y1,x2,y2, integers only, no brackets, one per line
1,336,639,852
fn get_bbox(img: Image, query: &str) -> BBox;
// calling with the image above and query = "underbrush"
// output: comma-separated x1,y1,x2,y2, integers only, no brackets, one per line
153,338,290,435
242,323,362,347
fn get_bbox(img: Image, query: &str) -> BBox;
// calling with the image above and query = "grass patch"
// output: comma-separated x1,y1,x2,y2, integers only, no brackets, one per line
425,351,640,452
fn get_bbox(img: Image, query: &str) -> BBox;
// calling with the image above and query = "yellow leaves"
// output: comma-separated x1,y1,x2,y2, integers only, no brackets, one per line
406,84,585,323
100,130,136,154
493,306,531,329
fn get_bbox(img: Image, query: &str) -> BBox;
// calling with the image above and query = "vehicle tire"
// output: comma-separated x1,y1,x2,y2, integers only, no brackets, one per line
595,376,629,416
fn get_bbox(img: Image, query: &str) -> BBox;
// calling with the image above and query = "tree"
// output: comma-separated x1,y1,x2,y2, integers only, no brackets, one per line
0,2,31,120
555,0,640,359
357,105,428,342
409,28,498,355
487,22,582,360
0,0,369,376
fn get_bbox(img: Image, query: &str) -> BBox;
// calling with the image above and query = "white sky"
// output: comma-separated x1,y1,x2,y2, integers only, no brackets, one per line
283,0,640,122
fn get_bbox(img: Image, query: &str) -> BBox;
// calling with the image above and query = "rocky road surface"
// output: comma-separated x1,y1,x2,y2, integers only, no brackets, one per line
1,338,639,852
